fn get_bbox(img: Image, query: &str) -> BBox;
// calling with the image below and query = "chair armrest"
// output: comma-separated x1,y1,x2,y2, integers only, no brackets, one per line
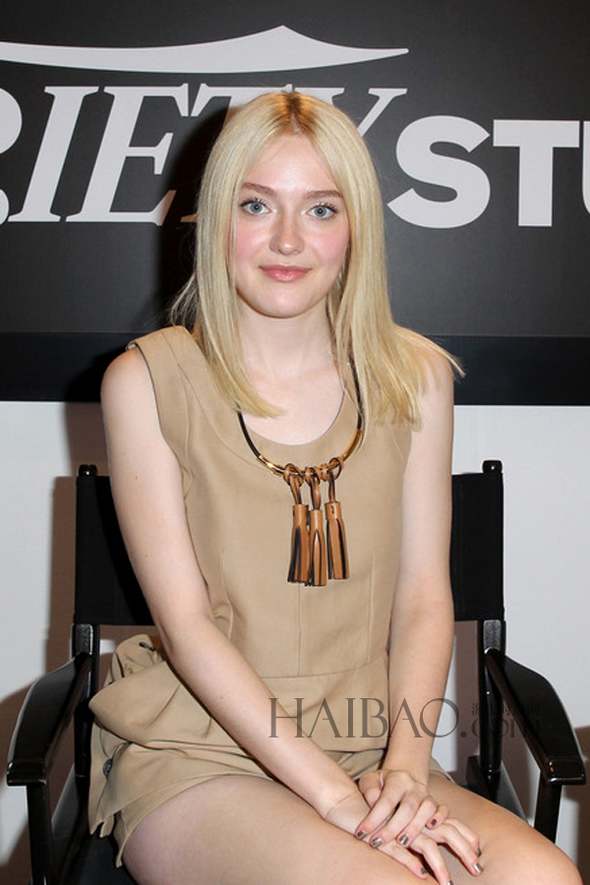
6,653,92,786
484,648,586,784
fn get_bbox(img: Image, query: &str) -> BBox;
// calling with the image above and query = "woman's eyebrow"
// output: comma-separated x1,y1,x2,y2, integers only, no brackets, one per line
240,181,343,199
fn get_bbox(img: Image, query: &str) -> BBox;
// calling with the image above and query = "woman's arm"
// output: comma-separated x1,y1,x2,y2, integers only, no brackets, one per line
383,351,456,783
345,355,482,882
100,349,357,818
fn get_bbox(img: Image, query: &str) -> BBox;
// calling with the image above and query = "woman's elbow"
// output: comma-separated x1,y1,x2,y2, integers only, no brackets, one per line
157,610,216,665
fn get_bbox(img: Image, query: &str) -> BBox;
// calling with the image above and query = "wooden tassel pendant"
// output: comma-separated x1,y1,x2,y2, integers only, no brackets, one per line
284,461,348,586
237,358,364,587
323,457,349,579
284,466,310,583
304,467,328,586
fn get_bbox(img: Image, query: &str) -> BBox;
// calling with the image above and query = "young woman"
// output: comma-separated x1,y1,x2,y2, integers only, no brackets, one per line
88,91,582,885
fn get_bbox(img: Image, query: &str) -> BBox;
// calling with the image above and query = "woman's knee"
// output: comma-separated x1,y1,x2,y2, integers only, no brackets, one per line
509,840,582,885
478,819,582,885
423,777,582,885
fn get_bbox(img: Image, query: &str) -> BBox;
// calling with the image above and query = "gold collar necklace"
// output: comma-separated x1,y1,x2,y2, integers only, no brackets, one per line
236,360,365,587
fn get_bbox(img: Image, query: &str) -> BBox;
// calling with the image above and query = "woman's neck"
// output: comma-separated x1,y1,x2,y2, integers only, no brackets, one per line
237,305,335,382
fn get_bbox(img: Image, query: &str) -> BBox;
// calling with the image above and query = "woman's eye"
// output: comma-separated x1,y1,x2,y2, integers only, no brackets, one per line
240,199,268,215
309,204,337,219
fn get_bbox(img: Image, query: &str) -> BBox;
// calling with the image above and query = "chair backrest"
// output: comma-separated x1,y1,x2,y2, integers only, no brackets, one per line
72,459,505,687
450,459,504,621
75,465,152,627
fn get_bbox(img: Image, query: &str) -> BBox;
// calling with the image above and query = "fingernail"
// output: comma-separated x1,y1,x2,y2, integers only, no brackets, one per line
447,880,454,885
355,830,365,839
477,847,482,856
427,817,437,828
420,867,428,875
473,862,483,874
398,833,409,846
369,836,383,847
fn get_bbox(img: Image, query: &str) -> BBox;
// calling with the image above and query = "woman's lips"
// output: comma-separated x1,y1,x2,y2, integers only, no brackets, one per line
260,265,310,282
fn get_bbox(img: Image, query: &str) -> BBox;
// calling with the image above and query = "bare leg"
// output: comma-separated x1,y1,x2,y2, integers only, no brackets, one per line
122,773,425,885
122,771,583,885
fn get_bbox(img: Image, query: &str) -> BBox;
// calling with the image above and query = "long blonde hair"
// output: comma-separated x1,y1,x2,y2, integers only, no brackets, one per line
168,90,465,432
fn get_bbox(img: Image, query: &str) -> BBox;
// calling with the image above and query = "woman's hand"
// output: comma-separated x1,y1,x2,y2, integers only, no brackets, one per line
354,768,447,838
352,768,483,883
321,789,434,880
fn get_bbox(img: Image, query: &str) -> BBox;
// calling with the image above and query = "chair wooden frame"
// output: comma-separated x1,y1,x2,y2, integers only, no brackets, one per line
6,459,586,884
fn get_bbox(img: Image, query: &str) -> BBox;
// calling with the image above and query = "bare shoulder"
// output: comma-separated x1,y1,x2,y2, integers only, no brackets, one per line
422,347,454,387
415,348,454,429
99,347,163,436
100,347,151,405
394,322,454,419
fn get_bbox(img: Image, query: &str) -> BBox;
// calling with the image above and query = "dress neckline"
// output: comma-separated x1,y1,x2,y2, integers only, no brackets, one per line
174,325,358,466
242,383,347,450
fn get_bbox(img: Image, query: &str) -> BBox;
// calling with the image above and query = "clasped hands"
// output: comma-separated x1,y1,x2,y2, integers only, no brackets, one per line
322,768,483,884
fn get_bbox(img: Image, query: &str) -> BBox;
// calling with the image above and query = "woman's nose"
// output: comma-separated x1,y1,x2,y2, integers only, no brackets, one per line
270,212,304,255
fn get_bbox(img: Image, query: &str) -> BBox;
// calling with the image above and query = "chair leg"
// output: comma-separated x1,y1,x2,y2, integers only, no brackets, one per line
27,782,56,885
465,754,492,797
534,778,561,843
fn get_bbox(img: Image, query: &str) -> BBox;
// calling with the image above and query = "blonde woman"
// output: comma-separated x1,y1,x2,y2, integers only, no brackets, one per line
88,92,582,885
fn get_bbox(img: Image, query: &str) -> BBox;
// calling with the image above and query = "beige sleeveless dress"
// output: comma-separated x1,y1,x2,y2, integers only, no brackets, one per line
87,325,454,867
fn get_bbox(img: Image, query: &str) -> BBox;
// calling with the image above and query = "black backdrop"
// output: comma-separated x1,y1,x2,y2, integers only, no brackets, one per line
1,1,588,402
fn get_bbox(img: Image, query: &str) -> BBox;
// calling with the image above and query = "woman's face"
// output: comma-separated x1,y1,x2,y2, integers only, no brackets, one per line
231,134,350,320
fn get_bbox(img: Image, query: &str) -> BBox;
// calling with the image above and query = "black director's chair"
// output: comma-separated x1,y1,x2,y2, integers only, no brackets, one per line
6,460,586,884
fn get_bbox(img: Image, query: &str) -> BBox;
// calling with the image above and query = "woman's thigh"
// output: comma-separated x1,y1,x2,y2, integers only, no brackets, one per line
122,773,424,885
419,773,582,885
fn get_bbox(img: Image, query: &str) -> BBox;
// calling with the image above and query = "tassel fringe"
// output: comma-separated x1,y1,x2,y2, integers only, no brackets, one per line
288,502,310,583
325,500,349,579
307,508,328,586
